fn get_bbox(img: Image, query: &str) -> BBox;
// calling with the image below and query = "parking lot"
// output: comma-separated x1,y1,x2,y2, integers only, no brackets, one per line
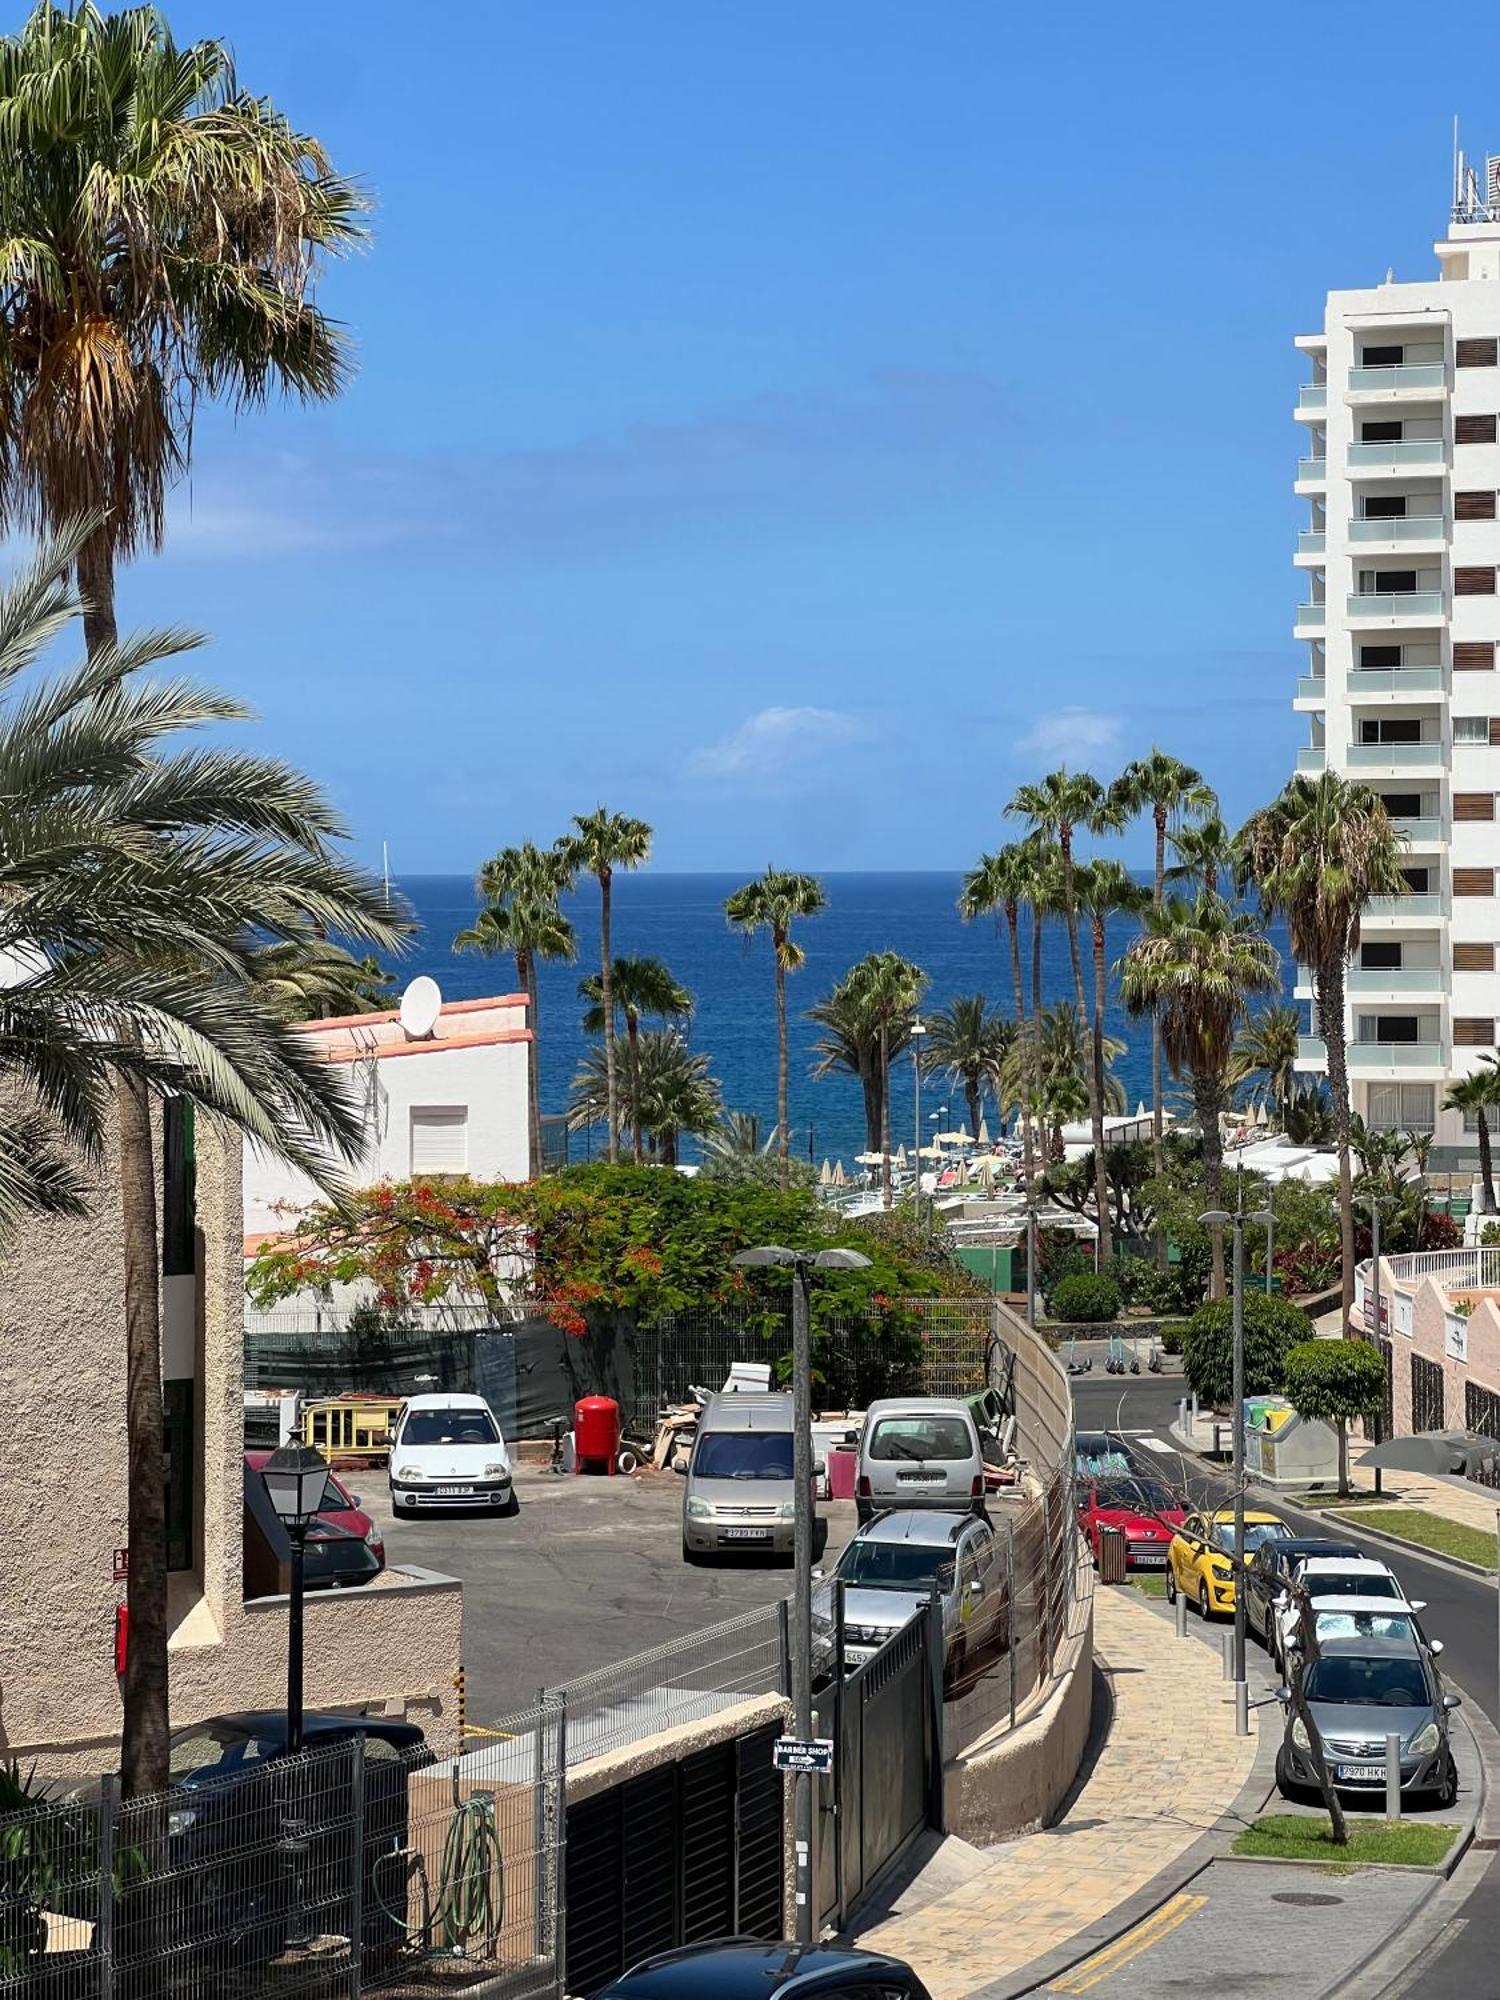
362,1461,860,1722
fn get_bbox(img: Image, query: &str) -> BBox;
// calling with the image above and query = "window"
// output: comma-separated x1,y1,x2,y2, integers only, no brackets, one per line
1359,644,1403,668
399,1406,501,1446
694,1431,794,1480
1453,1017,1496,1046
1455,868,1495,895
1362,344,1405,366
1456,567,1497,595
1361,420,1404,443
1366,1083,1435,1132
1399,866,1431,892
1454,642,1496,671
1454,943,1495,972
1360,942,1402,969
1363,495,1408,519
1454,716,1490,743
1358,1015,1420,1044
1447,1313,1469,1363
1456,490,1497,520
1454,793,1496,821
1457,338,1499,368
162,1098,197,1278
409,1105,468,1174
1359,718,1422,743
1395,1292,1414,1336
868,1416,974,1462
1379,793,1423,819
1456,413,1498,444
1358,569,1417,594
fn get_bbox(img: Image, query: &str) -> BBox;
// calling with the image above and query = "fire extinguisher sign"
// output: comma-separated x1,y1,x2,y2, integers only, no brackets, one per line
112,1546,129,1580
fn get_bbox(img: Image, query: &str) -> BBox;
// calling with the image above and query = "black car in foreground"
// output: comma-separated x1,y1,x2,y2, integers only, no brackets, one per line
597,1941,933,1999
1242,1536,1362,1652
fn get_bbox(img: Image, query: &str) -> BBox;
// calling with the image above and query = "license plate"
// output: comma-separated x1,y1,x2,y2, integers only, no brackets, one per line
1132,1554,1167,1567
722,1527,770,1541
896,1470,941,1484
439,1484,475,1496
1335,1762,1385,1782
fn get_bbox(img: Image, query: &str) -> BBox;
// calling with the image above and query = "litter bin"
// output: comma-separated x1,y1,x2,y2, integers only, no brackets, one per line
574,1396,621,1475
1097,1525,1127,1585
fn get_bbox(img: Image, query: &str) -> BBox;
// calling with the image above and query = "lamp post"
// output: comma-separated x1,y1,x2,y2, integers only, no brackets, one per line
259,1441,329,1752
910,1018,928,1235
1364,1194,1395,1498
1201,1195,1274,1734
731,1245,871,1944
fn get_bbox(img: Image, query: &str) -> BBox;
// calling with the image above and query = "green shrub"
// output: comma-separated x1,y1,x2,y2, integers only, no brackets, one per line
1158,1321,1190,1356
1179,1290,1309,1406
1283,1337,1386,1424
1051,1272,1121,1323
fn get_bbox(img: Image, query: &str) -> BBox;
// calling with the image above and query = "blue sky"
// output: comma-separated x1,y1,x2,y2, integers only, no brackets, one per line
114,1,1490,871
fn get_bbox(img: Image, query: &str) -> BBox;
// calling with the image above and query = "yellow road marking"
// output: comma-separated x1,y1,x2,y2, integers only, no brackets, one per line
1047,1892,1208,1994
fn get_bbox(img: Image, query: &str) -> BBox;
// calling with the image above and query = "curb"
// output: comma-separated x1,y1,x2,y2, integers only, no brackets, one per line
1221,1847,1462,1878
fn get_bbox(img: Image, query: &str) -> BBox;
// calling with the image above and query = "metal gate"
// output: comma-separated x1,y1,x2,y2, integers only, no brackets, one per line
563,1726,783,1996
1412,1353,1446,1434
1466,1380,1500,1488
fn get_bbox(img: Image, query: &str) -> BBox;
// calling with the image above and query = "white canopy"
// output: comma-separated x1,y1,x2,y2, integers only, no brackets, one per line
855,1151,886,1167
977,1116,992,1146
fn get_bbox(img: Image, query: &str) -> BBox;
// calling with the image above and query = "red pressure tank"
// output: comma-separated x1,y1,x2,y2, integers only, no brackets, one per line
573,1396,621,1475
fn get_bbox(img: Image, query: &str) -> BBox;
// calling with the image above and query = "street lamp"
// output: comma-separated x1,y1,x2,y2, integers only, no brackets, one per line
910,1018,928,1236
731,1244,871,1943
260,1440,327,1753
1201,1196,1274,1736
1364,1193,1396,1497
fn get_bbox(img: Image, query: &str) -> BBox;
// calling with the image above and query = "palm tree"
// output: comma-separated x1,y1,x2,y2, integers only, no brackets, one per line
703,1109,777,1161
844,951,928,1206
580,955,694,1162
0,528,402,1799
1237,774,1407,1322
998,1002,1122,1160
569,808,653,1162
1229,1003,1303,1124
249,939,396,1022
959,845,1037,1187
725,868,826,1188
569,1029,720,1166
808,971,913,1154
1111,752,1217,1172
922,996,1010,1150
455,843,577,1175
1167,815,1234,899
1074,860,1148,1261
1445,1061,1500,1215
1120,894,1281,1297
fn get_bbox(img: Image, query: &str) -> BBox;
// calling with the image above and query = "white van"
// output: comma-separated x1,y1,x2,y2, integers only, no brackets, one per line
387,1392,515,1512
855,1397,985,1525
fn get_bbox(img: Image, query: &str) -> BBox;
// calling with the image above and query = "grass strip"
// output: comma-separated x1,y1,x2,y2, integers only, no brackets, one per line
1231,1813,1460,1868
1128,1574,1168,1598
1313,1505,1497,1570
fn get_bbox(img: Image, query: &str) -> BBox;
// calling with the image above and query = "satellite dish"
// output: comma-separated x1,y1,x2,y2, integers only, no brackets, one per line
399,975,442,1041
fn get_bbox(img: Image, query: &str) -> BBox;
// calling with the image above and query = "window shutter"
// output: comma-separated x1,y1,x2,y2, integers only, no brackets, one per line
1455,868,1495,896
1456,567,1497,594
1454,792,1496,820
1455,413,1498,444
1454,942,1496,971
1457,337,1499,368
1456,489,1497,520
1454,1018,1497,1047
1454,641,1496,670
1491,719,1500,747
409,1106,469,1174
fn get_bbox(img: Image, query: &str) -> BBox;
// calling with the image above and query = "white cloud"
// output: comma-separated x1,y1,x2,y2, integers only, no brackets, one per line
1014,706,1123,765
685,706,869,783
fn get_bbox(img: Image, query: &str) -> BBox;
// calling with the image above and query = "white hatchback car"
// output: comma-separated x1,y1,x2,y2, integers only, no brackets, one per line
1272,1555,1411,1668
387,1392,515,1512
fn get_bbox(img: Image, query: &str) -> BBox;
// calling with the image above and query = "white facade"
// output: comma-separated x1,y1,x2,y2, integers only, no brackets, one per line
1292,184,1500,1170
243,992,532,1240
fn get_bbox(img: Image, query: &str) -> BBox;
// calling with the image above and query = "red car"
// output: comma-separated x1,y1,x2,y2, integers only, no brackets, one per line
245,1449,385,1568
1077,1473,1185,1571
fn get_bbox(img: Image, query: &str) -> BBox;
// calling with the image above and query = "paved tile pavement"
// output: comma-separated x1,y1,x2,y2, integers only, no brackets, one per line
854,1585,1260,1999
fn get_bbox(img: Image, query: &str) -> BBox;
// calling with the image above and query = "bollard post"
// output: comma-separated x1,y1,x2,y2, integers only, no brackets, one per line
1235,1681,1249,1738
1386,1733,1402,1823
1175,1591,1188,1640
1221,1630,1234,1682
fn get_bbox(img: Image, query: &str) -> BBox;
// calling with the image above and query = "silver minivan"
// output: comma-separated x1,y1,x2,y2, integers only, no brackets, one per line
856,1398,985,1525
682,1392,799,1561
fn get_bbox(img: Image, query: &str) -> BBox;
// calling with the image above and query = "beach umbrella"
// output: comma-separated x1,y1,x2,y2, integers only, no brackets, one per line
1254,1100,1269,1128
919,1143,945,1159
831,1161,846,1186
977,1116,991,1146
896,1143,908,1168
855,1151,885,1167
818,1159,832,1185
1135,1101,1148,1121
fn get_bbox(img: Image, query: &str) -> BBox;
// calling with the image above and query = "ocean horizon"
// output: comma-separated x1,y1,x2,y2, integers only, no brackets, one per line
388,872,1294,1169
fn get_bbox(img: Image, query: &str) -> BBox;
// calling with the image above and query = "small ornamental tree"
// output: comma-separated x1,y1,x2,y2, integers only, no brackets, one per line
1179,1291,1308,1408
1283,1336,1387,1496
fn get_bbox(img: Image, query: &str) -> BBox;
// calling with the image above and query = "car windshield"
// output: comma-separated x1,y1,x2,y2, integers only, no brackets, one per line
1314,1610,1417,1644
1094,1478,1178,1513
869,1417,972,1462
169,1722,275,1787
836,1541,956,1591
1211,1521,1289,1554
694,1432,794,1480
401,1408,499,1446
320,1477,350,1513
1305,1655,1430,1706
1305,1574,1399,1600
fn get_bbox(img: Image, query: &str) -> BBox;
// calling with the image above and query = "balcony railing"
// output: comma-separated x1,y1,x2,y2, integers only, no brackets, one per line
1348,513,1446,542
1348,363,1447,393
1297,529,1326,557
1345,965,1445,992
1295,602,1327,630
1298,1035,1327,1064
1297,383,1328,409
1295,676,1326,703
1347,1041,1445,1070
1297,456,1328,483
1295,746,1326,773
1346,742,1443,768
1347,439,1446,467
1385,815,1444,844
1366,893,1446,918
1346,590,1445,618
1359,1247,1500,1296
1346,666,1445,696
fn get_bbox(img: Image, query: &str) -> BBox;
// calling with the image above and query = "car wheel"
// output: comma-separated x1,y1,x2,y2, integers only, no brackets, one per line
1274,1748,1312,1804
1438,1756,1458,1809
502,1489,520,1518
682,1537,701,1566
1165,1566,1177,1605
1198,1579,1211,1620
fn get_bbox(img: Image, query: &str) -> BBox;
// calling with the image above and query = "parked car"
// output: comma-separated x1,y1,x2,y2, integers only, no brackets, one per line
1268,1555,1408,1668
1165,1508,1291,1618
856,1398,984,1524
596,1941,934,1999
1076,1473,1185,1571
1242,1536,1362,1658
683,1392,799,1561
1074,1430,1132,1480
387,1392,515,1512
246,1449,385,1567
1305,1597,1439,1660
831,1509,1008,1688
1276,1637,1460,1807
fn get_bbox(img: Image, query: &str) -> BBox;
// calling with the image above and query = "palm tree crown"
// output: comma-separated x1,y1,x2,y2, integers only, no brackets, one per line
922,995,1010,1144
1167,815,1234,898
1228,1003,1302,1122
569,806,652,1163
843,949,927,1205
579,955,693,1164
725,867,825,1188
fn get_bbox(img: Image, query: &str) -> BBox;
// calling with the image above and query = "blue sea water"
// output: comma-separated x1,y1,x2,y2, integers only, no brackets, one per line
391,873,1293,1168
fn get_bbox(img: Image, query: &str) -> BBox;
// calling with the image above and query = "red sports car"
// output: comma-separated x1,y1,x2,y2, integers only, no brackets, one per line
1077,1473,1185,1571
245,1449,385,1568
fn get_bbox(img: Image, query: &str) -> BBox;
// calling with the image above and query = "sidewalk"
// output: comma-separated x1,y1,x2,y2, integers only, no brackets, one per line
851,1585,1259,2000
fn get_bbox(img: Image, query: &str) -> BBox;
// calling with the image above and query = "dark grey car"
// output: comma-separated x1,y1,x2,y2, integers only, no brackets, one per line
1277,1636,1460,1806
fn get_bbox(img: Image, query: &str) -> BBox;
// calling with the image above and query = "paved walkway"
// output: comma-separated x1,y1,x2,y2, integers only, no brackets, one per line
854,1586,1259,1999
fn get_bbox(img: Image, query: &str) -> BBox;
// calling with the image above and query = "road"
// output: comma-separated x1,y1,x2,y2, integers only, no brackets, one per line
1072,1372,1498,1998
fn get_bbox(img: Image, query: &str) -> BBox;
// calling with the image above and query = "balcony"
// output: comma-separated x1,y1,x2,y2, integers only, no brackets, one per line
1297,383,1328,412
1348,513,1446,544
1346,965,1445,993
1365,893,1447,920
1385,816,1445,845
1296,457,1328,488
1346,742,1443,770
1295,676,1326,704
1345,667,1445,697
1347,439,1446,469
1348,1042,1445,1071
1296,529,1326,559
1346,590,1445,620
1294,602,1327,632
1347,364,1448,395
1296,746,1326,774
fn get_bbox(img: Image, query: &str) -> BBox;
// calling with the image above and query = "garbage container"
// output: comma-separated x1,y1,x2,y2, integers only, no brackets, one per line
574,1396,621,1475
1097,1525,1127,1585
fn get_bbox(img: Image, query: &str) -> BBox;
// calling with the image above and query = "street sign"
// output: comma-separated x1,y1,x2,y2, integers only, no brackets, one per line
774,1737,834,1775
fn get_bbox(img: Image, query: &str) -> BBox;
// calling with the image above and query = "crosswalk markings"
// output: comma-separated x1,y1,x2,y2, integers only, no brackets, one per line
1135,1436,1176,1455
1047,1891,1209,1993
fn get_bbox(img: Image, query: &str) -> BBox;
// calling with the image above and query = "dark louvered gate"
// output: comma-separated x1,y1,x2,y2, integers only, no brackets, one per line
1412,1354,1445,1433
563,1725,783,1996
1466,1380,1500,1488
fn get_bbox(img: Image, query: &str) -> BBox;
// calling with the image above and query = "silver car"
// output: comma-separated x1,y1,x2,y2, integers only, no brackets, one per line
682,1392,798,1560
832,1510,1007,1689
1277,1636,1460,1806
856,1398,984,1525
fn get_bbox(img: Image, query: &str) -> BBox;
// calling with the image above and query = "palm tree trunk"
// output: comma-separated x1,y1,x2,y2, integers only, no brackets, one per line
880,1022,893,1208
597,871,617,1163
1194,1069,1228,1300
1061,837,1105,1241
965,1076,981,1143
628,1015,644,1164
774,946,790,1191
1090,915,1114,1263
860,1053,882,1154
1031,902,1045,1161
1318,957,1357,1328
1005,904,1035,1190
1151,808,1166,1177
523,953,542,1175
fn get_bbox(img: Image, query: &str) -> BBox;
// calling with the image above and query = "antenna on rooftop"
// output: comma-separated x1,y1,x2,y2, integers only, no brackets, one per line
399,974,442,1041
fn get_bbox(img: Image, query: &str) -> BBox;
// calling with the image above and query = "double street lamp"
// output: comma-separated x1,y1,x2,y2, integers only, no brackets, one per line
731,1244,871,1944
259,1440,328,1754
910,1018,928,1235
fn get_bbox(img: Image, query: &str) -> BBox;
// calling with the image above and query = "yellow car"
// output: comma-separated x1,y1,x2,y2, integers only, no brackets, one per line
1165,1508,1291,1619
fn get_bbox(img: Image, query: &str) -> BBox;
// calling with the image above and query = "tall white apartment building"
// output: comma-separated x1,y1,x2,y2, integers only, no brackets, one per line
1293,161,1500,1172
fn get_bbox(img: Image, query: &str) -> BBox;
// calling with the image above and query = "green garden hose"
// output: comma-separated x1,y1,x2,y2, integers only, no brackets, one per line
371,1790,504,1960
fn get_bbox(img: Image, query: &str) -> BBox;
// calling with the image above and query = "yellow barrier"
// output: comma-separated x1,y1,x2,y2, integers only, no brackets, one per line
301,1394,406,1465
